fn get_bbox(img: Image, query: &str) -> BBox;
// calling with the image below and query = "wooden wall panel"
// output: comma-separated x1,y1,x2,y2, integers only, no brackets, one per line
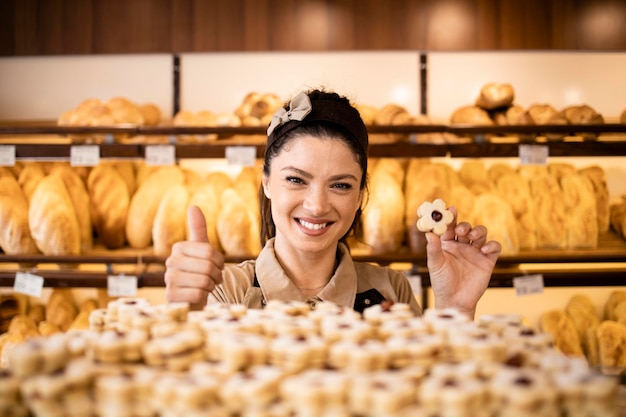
1,0,624,56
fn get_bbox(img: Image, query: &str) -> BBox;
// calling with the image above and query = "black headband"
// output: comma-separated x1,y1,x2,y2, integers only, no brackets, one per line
265,92,369,157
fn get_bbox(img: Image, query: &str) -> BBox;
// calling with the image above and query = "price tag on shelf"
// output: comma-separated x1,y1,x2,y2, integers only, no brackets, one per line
0,145,16,166
519,144,548,165
70,145,100,166
513,274,544,297
13,272,44,298
226,146,256,166
107,274,138,297
145,145,176,166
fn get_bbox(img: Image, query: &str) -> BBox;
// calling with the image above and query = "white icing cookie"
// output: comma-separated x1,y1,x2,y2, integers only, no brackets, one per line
416,198,453,236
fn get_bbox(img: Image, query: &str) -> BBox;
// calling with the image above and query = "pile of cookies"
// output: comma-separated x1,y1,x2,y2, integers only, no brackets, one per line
2,298,621,417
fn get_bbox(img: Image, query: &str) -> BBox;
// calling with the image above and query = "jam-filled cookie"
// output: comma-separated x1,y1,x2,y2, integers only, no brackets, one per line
416,199,453,236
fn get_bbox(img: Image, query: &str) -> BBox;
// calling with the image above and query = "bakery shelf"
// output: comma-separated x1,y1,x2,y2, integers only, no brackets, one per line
2,124,626,158
1,231,624,288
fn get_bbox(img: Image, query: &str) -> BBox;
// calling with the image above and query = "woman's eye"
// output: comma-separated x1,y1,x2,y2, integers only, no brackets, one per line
286,176,304,184
333,182,353,190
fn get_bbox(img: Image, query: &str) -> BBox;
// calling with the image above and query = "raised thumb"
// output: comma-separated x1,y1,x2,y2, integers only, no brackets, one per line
187,205,209,243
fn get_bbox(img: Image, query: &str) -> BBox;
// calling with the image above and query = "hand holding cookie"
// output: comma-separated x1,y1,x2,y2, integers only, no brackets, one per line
418,201,502,319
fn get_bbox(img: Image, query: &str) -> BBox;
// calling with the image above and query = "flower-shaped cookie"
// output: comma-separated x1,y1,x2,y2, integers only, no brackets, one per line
416,199,453,236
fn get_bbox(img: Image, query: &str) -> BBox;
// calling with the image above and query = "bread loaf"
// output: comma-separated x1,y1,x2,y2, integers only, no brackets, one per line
540,310,585,357
362,167,405,254
450,105,493,125
49,165,93,252
459,160,494,195
565,294,600,359
560,173,598,248
87,164,130,249
0,176,39,255
475,83,515,110
45,289,77,332
217,188,261,257
28,175,81,255
153,184,189,256
579,165,610,233
470,193,520,255
495,172,537,250
18,163,45,202
596,320,626,367
373,103,412,142
126,166,185,249
528,173,567,249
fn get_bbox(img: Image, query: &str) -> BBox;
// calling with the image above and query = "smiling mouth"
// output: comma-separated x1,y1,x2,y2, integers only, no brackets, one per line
298,219,330,230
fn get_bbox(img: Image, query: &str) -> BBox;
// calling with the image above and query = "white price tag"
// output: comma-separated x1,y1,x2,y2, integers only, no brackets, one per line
513,274,544,297
226,146,257,166
519,144,548,165
70,145,100,166
145,145,176,166
107,275,138,297
13,272,44,298
0,145,16,166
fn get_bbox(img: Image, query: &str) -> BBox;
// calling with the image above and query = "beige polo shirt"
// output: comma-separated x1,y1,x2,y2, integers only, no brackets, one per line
208,238,422,315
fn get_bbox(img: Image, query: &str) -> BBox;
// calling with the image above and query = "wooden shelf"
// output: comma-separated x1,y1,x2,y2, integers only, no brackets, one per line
2,124,626,159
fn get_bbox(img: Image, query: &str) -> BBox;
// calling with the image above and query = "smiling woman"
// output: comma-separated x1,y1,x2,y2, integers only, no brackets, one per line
164,88,502,318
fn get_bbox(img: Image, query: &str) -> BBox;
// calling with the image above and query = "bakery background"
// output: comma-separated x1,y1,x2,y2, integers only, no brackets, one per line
1,0,626,332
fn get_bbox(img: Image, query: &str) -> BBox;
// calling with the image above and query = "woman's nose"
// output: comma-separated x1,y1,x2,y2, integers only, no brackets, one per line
303,186,330,214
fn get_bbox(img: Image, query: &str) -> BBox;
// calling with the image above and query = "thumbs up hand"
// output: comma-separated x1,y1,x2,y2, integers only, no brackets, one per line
164,205,225,309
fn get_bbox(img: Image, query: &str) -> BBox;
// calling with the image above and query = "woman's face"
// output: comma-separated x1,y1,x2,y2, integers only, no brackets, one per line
262,135,363,256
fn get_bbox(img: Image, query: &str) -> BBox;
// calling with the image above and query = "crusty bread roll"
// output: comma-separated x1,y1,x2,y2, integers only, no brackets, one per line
45,289,77,332
373,103,412,143
0,176,39,255
28,175,81,255
579,165,610,233
528,173,567,249
450,105,493,125
49,165,93,252
560,104,604,125
470,193,520,255
560,173,598,249
540,309,585,357
475,83,515,110
126,166,185,249
596,320,626,367
604,291,626,321
362,166,405,254
18,163,45,202
565,294,600,358
153,184,189,256
217,188,261,257
188,182,223,252
87,164,130,249
495,172,537,250
139,103,162,126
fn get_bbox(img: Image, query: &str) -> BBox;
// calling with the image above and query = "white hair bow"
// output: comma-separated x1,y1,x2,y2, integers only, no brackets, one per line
266,92,312,136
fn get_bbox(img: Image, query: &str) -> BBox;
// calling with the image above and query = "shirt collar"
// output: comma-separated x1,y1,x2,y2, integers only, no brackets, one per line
255,238,357,309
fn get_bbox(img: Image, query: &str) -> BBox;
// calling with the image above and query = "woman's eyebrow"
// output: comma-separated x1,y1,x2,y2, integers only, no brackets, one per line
281,166,358,182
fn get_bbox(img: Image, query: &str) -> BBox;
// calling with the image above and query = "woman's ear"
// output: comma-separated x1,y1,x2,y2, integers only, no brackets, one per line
262,175,271,199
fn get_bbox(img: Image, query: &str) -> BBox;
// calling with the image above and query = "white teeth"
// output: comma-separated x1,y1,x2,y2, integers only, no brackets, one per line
299,220,328,230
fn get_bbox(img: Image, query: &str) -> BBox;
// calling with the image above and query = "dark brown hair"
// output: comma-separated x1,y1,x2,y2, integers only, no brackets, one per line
259,89,369,246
